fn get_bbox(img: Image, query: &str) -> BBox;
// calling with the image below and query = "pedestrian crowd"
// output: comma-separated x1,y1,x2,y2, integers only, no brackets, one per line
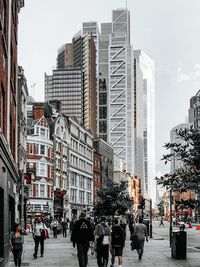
9,212,149,267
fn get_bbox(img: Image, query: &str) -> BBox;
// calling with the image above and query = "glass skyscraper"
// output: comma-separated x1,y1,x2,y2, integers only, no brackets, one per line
134,50,155,201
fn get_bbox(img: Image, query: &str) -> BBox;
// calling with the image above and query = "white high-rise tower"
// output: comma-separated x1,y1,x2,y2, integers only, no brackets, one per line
134,50,155,202
108,9,134,174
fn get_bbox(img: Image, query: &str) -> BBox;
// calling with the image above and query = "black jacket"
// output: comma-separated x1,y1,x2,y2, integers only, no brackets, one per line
111,225,125,247
71,218,94,244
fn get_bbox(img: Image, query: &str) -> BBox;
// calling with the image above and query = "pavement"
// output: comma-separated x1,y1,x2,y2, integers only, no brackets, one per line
7,224,200,267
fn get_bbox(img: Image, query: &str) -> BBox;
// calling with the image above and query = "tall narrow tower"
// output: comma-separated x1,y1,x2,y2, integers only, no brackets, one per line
134,50,155,200
108,9,134,174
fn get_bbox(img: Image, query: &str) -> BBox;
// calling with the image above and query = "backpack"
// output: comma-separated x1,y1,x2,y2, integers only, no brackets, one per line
112,226,124,246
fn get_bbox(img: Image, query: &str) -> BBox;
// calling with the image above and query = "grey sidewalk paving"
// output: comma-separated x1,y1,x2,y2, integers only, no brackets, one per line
8,231,200,267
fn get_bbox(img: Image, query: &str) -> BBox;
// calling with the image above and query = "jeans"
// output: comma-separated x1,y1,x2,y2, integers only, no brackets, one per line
34,236,44,256
97,244,109,267
53,227,57,238
63,228,67,238
77,242,89,267
137,237,145,257
12,248,23,267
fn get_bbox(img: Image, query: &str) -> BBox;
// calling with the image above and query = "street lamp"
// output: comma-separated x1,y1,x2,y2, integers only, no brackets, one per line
169,188,173,247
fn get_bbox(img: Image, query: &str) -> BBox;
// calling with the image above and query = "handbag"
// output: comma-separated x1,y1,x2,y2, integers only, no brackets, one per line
130,234,139,250
41,229,49,239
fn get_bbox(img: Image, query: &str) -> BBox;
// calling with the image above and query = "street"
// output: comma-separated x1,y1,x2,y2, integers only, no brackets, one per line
8,221,200,267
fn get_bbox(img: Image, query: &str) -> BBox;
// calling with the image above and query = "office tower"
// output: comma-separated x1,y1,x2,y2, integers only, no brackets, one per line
108,9,134,174
170,123,190,172
98,23,112,141
45,68,83,123
82,22,100,137
45,33,97,136
134,50,155,200
57,43,73,69
189,90,200,129
72,32,97,136
133,58,144,189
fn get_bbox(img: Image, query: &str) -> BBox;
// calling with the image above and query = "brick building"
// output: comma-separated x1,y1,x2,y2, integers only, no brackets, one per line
93,151,102,204
0,0,24,266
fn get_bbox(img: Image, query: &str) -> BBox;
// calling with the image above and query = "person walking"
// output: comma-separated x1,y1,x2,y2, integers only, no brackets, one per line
61,219,68,238
94,216,111,267
110,218,125,267
9,223,27,267
159,216,164,227
52,219,58,238
134,217,148,260
71,212,94,267
32,216,48,259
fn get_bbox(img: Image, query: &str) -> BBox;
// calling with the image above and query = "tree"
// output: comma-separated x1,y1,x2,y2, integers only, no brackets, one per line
157,200,165,216
93,179,132,217
155,126,200,221
156,126,200,193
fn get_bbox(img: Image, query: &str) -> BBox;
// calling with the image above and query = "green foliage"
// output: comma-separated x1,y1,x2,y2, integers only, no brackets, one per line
93,179,132,216
156,126,200,193
175,199,196,210
157,200,165,216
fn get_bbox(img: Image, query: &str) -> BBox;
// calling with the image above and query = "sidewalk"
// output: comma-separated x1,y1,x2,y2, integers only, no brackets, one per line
8,231,200,267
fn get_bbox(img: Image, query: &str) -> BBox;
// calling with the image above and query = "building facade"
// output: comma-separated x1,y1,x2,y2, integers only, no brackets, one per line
0,1,24,265
108,9,134,174
134,50,155,202
93,151,102,204
68,117,93,219
45,68,83,123
73,32,97,136
93,138,114,183
17,66,29,228
26,105,54,217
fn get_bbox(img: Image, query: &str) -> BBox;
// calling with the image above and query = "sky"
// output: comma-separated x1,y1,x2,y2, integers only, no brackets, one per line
18,0,200,176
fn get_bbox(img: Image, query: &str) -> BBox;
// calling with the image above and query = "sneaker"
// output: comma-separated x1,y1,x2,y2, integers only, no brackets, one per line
33,253,37,259
139,254,142,260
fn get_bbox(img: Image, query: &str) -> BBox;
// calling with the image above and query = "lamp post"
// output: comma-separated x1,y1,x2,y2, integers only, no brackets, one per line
150,198,153,238
169,188,173,247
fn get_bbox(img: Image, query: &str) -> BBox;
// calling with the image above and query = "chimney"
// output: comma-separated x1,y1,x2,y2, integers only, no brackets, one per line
33,103,45,120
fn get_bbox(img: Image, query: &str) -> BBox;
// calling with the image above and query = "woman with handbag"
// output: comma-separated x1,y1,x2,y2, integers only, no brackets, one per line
9,223,27,267
32,215,48,259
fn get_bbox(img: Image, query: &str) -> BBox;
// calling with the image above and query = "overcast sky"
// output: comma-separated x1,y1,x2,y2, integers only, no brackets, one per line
18,0,200,176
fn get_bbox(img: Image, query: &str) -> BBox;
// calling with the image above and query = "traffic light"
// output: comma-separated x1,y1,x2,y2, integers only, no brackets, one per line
141,196,145,209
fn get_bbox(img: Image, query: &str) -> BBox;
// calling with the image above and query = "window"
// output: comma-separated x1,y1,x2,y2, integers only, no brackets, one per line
79,175,85,188
40,145,45,155
79,191,85,204
87,192,92,205
70,188,77,202
35,184,38,197
36,144,39,154
36,127,39,135
40,163,47,176
40,128,46,137
40,184,45,197
29,144,34,154
87,178,92,191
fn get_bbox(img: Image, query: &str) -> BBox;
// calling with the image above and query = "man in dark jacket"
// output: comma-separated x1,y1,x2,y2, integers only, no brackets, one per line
110,218,125,267
71,212,94,267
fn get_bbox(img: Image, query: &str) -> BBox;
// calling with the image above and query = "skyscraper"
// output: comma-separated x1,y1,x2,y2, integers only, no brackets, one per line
134,50,155,201
45,68,83,123
45,32,97,136
73,32,97,136
108,9,134,174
